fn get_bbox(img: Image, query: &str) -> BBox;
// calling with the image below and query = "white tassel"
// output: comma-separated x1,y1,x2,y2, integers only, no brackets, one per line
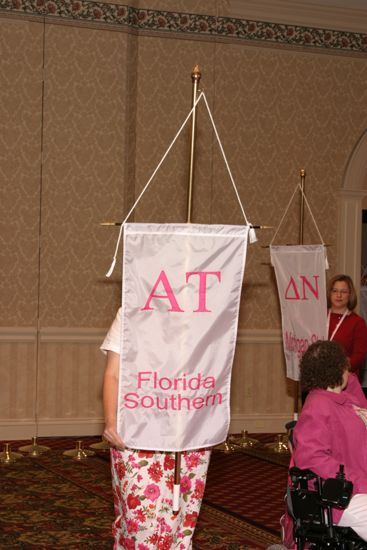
324,249,329,270
248,225,257,244
106,257,116,278
269,245,274,266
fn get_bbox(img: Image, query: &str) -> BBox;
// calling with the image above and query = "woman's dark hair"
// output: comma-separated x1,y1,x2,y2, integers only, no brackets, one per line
327,274,357,310
300,340,348,392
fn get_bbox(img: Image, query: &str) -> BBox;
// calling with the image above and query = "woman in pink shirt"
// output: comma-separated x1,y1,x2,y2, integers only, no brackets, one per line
293,340,367,541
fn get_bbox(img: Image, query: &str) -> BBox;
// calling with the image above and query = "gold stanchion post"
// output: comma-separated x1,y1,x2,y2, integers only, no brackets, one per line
18,436,50,457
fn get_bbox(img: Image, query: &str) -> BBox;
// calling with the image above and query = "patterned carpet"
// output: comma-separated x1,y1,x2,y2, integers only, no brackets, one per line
0,436,287,549
206,449,288,537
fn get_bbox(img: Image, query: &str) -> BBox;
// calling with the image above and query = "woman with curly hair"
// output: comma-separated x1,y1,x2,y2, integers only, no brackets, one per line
327,274,367,375
293,340,367,541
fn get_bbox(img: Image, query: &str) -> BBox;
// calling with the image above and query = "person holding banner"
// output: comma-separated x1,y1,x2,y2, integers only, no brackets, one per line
293,340,367,541
327,274,367,376
101,307,211,550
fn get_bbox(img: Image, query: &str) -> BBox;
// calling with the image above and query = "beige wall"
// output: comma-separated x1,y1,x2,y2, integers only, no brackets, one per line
1,1,366,438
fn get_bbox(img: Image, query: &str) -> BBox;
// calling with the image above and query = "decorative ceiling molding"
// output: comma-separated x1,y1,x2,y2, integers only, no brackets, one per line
0,1,366,55
228,0,367,34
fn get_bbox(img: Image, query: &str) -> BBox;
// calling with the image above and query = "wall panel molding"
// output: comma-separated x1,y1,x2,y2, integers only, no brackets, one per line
237,328,282,344
0,418,105,439
0,327,37,342
0,327,291,439
40,327,107,343
0,326,283,343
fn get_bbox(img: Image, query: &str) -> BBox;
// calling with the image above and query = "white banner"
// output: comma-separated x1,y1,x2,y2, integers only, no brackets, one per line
118,223,249,451
270,245,328,381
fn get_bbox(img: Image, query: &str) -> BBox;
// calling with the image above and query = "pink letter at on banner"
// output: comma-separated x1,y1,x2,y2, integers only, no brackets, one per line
118,223,249,452
270,244,328,381
185,271,221,312
141,270,184,312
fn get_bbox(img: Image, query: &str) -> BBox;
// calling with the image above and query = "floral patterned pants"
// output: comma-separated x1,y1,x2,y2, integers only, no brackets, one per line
110,447,211,550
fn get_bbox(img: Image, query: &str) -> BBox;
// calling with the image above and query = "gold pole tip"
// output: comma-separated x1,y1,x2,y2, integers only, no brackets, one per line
300,169,306,177
192,65,201,81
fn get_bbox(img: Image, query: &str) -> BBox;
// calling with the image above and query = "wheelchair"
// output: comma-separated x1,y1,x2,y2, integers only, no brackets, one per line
288,465,367,550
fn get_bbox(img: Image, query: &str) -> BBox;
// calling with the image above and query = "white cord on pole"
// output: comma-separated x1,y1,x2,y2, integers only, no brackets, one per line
106,91,205,277
106,90,257,276
270,183,300,246
270,183,326,247
201,93,257,244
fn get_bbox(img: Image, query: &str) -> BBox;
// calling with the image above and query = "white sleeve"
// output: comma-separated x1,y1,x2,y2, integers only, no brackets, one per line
100,307,122,355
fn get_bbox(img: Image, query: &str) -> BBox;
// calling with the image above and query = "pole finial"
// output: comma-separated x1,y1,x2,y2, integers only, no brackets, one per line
300,168,306,178
192,65,201,82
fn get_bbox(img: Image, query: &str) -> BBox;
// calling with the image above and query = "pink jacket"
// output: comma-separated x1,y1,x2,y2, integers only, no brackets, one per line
293,373,367,522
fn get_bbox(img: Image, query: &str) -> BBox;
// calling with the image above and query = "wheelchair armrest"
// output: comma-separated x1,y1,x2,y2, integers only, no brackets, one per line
289,466,318,482
321,477,353,509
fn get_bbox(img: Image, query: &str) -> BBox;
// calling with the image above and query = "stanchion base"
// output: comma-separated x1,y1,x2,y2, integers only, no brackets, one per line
63,440,95,461
89,438,110,451
19,437,50,457
230,430,259,449
214,438,239,453
264,434,289,454
0,443,24,464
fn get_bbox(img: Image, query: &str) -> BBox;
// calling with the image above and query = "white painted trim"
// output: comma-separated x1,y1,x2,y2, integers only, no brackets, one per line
0,420,36,441
0,415,289,440
0,418,105,440
337,129,367,300
343,130,367,193
336,194,364,307
339,189,367,199
39,327,107,343
0,327,37,342
0,326,282,345
237,328,282,344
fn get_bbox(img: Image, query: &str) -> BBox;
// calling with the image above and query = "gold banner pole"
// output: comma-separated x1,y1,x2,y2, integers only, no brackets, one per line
299,169,306,246
294,168,306,418
186,65,201,224
173,65,201,515
265,170,307,455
